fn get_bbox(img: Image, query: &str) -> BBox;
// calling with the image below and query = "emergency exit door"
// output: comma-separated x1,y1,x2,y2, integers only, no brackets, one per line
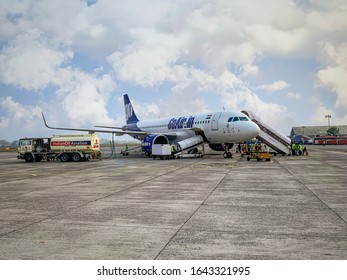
211,113,222,131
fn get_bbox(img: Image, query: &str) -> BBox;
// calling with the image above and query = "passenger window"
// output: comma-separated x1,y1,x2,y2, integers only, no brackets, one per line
233,117,239,122
227,117,234,122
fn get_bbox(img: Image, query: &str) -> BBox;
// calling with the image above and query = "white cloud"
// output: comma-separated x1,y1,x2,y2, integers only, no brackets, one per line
239,64,259,77
316,42,347,109
286,92,301,100
108,44,177,87
0,17,118,128
0,117,9,129
0,96,43,140
257,80,290,92
0,28,72,90
0,96,41,122
56,70,116,126
308,96,335,125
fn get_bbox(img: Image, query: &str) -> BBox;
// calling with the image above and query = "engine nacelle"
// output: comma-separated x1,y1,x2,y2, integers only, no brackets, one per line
208,143,234,151
141,134,169,156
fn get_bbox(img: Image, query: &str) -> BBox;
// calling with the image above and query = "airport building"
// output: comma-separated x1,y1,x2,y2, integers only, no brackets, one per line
290,125,347,138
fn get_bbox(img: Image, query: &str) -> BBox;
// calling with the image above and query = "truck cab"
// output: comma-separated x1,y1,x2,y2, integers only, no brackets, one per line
17,137,50,162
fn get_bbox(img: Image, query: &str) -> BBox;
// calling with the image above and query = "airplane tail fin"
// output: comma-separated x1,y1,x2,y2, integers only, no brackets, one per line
123,94,140,124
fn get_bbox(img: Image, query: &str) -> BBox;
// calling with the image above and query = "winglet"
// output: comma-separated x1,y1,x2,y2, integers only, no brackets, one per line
41,112,51,128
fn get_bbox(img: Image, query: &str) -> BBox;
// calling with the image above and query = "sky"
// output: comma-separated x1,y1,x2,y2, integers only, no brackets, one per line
1,0,347,141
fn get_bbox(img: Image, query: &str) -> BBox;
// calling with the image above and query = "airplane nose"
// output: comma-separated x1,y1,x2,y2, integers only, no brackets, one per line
248,122,260,138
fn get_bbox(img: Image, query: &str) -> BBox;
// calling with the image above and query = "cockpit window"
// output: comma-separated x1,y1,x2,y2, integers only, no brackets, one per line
228,116,249,122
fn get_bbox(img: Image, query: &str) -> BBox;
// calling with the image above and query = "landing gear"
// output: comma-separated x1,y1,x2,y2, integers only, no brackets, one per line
223,151,232,158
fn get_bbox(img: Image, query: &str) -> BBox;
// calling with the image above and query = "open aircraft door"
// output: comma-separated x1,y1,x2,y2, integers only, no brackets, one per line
211,112,222,131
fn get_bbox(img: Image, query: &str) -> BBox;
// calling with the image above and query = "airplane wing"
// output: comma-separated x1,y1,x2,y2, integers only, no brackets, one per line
41,112,148,137
95,125,124,129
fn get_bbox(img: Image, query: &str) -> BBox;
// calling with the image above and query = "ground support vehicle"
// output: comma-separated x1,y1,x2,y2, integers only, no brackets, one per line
17,133,101,162
247,151,271,162
151,144,173,160
246,145,271,162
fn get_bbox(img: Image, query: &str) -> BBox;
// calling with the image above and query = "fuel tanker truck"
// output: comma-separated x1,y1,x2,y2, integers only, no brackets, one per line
17,133,101,162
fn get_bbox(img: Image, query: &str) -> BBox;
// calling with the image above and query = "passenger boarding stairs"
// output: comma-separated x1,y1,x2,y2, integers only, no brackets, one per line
174,135,204,157
242,110,291,155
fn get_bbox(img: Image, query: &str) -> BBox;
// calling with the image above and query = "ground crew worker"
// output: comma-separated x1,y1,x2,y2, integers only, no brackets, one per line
171,145,175,159
298,143,303,156
291,142,296,156
124,144,129,156
295,143,300,156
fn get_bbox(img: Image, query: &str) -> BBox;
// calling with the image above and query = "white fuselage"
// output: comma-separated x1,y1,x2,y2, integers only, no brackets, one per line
135,111,260,144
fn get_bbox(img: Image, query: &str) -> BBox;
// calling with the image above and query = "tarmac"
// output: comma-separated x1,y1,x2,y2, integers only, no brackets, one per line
0,145,346,260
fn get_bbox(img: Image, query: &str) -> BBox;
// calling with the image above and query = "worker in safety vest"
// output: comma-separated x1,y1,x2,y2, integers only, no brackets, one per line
122,144,129,156
291,142,296,156
298,143,303,156
295,143,300,156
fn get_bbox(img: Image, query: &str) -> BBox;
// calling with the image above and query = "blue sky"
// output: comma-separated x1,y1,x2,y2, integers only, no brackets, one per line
1,0,347,141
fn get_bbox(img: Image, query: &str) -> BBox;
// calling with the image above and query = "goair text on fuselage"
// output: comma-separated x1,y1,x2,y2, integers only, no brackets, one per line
168,116,195,130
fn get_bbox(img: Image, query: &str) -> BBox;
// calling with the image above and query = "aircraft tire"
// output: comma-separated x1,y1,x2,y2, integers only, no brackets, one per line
223,152,229,158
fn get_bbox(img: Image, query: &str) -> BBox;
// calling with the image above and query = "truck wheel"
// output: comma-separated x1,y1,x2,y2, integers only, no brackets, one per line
223,152,229,158
60,153,70,162
24,153,34,162
72,153,81,162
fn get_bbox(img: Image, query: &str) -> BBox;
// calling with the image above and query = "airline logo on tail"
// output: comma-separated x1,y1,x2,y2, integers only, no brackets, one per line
123,94,139,124
125,103,133,122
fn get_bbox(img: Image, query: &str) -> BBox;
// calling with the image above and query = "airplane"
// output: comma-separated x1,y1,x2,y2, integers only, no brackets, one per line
42,94,260,158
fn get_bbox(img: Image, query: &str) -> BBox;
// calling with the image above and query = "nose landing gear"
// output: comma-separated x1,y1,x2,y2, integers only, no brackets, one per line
223,151,232,158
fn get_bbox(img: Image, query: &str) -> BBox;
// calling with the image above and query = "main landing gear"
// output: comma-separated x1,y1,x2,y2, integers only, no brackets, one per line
223,151,232,158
